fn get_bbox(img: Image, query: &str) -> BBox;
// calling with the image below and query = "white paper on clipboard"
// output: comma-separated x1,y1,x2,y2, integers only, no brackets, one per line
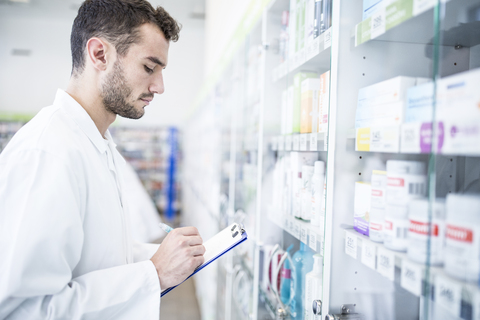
161,223,248,296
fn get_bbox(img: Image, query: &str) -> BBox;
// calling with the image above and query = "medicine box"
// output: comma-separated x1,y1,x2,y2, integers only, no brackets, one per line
301,78,320,133
356,125,400,153
293,72,318,133
281,89,288,135
287,86,294,134
405,81,434,123
354,181,371,236
436,68,480,155
318,71,330,133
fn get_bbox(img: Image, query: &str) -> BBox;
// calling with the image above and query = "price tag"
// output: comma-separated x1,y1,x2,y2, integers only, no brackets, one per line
361,240,376,270
299,48,306,66
377,247,395,281
289,221,295,234
401,260,422,297
300,225,308,244
323,132,328,151
284,217,289,230
294,223,300,239
300,134,307,150
345,231,357,259
285,135,292,151
435,275,461,317
324,28,332,50
310,133,318,151
309,231,317,251
278,136,285,151
293,135,300,150
413,0,436,16
370,8,386,39
305,41,314,61
312,37,320,57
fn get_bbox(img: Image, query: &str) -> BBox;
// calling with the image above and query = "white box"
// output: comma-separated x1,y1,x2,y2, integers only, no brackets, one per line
405,81,434,123
355,125,400,153
437,68,480,155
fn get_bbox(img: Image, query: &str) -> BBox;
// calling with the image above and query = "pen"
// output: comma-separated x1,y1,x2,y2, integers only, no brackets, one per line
159,222,174,233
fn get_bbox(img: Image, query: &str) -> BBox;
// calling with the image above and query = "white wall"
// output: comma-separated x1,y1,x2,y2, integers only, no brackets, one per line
0,0,205,128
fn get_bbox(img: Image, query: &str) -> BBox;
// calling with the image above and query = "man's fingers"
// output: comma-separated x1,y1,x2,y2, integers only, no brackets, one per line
190,244,206,256
175,226,200,236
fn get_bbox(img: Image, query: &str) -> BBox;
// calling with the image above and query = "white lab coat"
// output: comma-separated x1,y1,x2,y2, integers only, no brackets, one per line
0,89,161,319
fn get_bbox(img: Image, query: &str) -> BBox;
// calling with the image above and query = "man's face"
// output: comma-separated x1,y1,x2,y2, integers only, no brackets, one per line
101,23,169,119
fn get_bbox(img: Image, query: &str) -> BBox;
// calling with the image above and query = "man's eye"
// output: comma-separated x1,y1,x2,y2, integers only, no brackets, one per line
144,66,154,74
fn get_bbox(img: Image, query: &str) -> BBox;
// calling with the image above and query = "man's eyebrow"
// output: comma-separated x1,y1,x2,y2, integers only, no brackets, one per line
146,56,165,67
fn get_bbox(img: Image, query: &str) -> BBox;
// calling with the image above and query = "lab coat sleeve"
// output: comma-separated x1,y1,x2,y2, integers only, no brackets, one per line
133,241,160,262
0,149,161,320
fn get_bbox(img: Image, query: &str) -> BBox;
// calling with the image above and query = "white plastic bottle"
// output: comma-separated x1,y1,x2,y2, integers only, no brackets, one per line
310,161,325,227
301,165,315,221
407,198,445,266
304,254,323,320
386,160,427,206
444,194,480,282
384,205,409,251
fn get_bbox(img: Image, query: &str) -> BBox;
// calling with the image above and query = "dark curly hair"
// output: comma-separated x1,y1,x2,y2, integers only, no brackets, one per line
70,0,181,76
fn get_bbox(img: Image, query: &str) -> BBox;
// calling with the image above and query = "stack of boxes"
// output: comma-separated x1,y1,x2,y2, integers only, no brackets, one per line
281,71,330,136
355,76,429,152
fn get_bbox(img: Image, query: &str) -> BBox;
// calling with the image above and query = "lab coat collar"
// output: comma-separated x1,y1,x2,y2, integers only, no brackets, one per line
55,89,112,155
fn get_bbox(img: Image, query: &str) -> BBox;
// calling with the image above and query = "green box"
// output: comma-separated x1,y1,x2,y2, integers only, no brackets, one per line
386,0,413,31
293,71,318,133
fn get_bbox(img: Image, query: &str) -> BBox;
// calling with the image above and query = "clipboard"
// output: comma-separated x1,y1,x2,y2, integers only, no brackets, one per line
161,222,248,297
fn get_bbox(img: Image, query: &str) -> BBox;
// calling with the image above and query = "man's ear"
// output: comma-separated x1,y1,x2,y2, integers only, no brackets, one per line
86,37,111,72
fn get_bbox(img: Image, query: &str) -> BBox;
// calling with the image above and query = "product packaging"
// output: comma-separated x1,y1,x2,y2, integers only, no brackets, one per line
369,170,386,242
301,78,320,133
287,86,294,134
310,161,325,228
289,0,297,58
281,89,288,134
294,72,318,133
304,254,323,320
291,152,318,219
318,71,330,133
444,194,480,282
407,198,445,266
290,243,314,320
384,204,409,251
436,68,480,155
301,165,315,221
354,181,371,236
386,160,427,206
305,0,315,47
296,0,306,52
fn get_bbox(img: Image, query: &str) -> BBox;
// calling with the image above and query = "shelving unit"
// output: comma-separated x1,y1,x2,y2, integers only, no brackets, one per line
183,0,480,319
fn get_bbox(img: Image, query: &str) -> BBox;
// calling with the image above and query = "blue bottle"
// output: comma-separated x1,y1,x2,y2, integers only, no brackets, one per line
290,242,314,320
280,244,294,304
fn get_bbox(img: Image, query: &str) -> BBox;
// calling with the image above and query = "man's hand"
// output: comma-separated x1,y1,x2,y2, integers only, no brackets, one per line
150,227,205,290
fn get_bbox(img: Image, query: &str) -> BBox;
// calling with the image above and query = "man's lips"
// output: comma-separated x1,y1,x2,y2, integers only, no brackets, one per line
140,98,152,105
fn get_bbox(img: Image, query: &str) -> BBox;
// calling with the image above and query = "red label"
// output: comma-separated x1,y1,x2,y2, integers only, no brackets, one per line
409,220,439,236
281,268,291,279
372,189,383,197
385,220,393,230
446,225,473,243
388,177,405,187
370,222,383,231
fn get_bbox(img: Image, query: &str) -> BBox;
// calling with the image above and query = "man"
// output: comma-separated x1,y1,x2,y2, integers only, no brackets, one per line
0,0,205,319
